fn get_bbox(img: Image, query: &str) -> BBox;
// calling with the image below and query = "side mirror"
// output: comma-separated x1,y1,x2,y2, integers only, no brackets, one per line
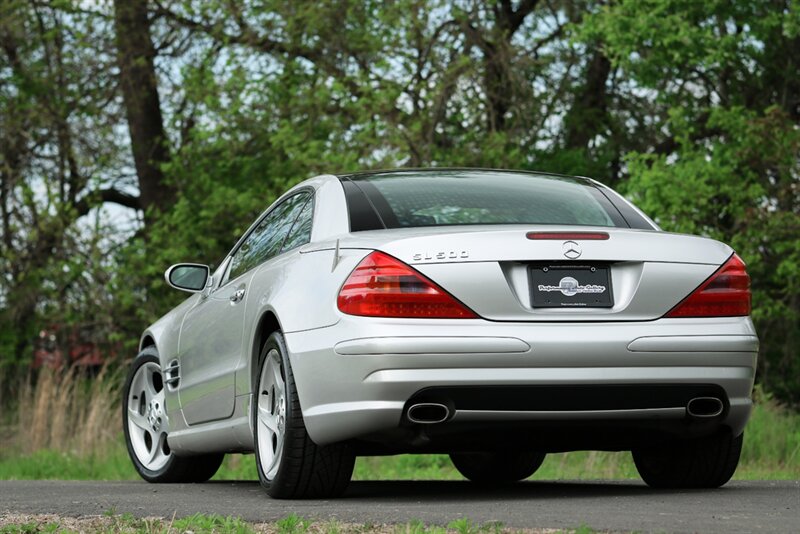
165,263,210,293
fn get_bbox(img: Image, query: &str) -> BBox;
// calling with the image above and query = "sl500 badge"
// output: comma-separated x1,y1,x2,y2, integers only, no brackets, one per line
412,250,469,261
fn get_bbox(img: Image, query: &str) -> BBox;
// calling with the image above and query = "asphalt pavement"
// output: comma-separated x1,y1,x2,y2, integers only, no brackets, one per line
1,480,798,533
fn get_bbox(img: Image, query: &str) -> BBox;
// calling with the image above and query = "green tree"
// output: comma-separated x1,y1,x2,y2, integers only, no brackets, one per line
0,1,132,366
582,0,800,402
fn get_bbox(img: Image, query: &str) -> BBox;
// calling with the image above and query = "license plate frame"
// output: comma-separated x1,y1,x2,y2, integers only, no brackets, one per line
529,263,614,308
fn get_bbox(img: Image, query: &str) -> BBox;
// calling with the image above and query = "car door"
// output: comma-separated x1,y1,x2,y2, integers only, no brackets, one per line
178,191,312,425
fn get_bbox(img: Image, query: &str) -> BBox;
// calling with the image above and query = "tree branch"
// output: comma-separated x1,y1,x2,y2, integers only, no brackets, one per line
75,188,141,216
499,0,540,35
153,3,364,98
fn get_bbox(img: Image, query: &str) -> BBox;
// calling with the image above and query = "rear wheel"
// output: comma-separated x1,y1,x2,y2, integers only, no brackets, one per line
123,347,224,482
450,451,546,483
632,431,743,488
253,332,355,498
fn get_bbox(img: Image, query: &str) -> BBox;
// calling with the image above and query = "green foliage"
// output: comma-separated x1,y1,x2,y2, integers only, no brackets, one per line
580,0,800,403
625,107,800,326
0,448,138,481
740,387,800,473
446,519,476,534
171,514,254,534
276,514,313,534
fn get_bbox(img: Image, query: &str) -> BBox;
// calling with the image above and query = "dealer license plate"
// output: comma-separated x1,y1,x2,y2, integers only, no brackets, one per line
529,264,613,308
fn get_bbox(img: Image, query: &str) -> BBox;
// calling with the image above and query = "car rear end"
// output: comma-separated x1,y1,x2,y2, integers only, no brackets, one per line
285,169,757,484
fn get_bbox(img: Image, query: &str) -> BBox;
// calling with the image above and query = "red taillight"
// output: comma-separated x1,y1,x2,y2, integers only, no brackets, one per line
666,254,751,318
337,251,478,318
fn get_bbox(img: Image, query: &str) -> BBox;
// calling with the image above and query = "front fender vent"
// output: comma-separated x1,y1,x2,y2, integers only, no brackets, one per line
164,359,180,391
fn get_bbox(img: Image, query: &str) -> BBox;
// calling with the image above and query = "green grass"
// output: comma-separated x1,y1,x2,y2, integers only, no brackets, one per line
1,399,798,482
0,512,598,534
0,449,137,481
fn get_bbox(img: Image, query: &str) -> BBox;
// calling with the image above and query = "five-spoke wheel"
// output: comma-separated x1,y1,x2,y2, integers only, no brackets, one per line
253,332,355,498
255,347,286,481
126,360,171,471
123,346,224,483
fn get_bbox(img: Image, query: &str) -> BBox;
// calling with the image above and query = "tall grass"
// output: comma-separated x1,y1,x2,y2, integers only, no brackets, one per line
0,369,798,481
3,366,121,460
0,366,6,419
739,388,800,477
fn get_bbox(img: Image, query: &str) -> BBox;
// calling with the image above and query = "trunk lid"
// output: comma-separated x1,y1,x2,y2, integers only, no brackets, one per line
335,225,731,321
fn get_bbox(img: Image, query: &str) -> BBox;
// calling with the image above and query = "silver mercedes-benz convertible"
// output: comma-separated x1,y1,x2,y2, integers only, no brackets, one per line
123,168,758,498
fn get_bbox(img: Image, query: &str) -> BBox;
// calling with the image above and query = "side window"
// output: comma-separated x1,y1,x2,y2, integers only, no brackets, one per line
228,192,310,280
281,198,313,253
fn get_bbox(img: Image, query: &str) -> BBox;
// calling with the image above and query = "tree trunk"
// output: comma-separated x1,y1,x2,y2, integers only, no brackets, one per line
564,50,612,150
113,0,173,222
460,1,539,133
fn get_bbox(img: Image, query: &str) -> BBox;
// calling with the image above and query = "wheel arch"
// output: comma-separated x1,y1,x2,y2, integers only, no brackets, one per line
139,333,157,353
250,310,283,393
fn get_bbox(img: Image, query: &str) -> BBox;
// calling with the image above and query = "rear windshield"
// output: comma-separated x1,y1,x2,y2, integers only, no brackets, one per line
341,170,628,231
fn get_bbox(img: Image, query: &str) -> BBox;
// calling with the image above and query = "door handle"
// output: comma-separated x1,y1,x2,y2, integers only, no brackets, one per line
230,288,246,303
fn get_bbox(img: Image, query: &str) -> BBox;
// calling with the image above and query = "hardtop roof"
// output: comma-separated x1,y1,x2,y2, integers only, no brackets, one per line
336,167,596,186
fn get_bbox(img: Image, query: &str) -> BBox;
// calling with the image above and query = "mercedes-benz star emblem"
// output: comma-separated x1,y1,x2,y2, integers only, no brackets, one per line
562,240,582,259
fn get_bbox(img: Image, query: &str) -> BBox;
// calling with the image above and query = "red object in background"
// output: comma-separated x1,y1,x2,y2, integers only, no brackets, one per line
32,324,114,370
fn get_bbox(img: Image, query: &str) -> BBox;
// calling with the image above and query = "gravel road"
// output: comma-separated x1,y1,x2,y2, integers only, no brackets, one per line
1,480,798,533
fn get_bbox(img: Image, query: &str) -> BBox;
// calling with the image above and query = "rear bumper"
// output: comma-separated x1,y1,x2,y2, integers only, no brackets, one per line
285,316,757,448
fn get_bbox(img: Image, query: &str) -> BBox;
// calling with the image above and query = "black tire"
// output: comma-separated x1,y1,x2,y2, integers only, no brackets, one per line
253,332,355,499
632,431,743,488
450,451,546,483
122,346,224,483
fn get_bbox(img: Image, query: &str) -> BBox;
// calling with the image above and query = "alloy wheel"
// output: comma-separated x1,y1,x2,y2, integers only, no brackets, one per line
257,348,286,480
126,361,171,471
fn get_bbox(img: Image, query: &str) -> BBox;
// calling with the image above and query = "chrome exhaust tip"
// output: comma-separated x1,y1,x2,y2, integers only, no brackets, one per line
406,402,450,424
686,397,724,418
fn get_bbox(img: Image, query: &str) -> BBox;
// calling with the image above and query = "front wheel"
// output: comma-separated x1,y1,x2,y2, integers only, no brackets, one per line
123,347,224,482
253,332,355,498
450,451,546,483
632,431,743,488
